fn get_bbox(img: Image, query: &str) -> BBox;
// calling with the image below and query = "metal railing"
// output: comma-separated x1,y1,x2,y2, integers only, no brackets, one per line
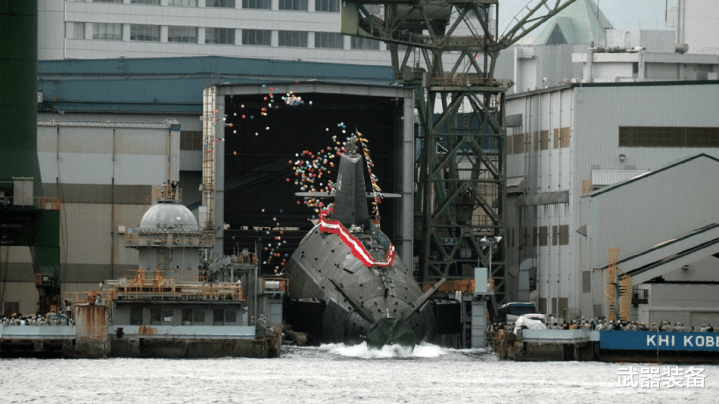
110,269,244,301
154,185,182,203
423,278,494,293
429,73,512,88
0,196,60,210
124,233,214,247
63,290,116,306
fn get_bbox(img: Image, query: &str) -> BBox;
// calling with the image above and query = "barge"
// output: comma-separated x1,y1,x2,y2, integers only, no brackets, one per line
0,185,284,358
497,329,719,363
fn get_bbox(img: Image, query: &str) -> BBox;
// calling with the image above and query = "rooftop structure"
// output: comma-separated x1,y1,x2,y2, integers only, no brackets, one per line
666,0,719,55
533,0,612,46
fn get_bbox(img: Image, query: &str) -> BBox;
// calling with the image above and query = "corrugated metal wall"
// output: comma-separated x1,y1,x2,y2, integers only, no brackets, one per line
505,87,574,315
506,82,719,320
591,156,719,268
573,84,719,180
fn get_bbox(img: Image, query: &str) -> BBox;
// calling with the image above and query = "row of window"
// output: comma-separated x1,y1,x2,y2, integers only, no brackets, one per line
74,23,382,49
92,0,339,12
129,307,238,326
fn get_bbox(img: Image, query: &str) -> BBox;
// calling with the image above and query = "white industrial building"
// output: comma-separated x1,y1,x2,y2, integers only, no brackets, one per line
39,0,393,65
504,81,719,325
666,0,719,55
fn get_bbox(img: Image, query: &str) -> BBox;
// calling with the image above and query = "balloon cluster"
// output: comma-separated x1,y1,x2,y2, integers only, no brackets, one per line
282,91,305,106
254,211,289,270
228,85,313,154
287,125,384,220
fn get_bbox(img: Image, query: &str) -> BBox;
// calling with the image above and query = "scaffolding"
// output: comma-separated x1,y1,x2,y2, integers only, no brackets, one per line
201,87,217,231
78,269,246,302
619,274,631,322
605,248,620,321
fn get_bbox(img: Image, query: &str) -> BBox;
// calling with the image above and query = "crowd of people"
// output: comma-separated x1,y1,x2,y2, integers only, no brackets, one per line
487,318,719,334
1,313,72,327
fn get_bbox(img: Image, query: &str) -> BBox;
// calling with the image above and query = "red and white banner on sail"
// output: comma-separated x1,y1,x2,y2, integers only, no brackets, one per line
318,215,395,268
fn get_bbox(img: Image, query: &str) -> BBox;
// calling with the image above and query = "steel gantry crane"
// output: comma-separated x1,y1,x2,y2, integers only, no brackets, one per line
341,0,577,305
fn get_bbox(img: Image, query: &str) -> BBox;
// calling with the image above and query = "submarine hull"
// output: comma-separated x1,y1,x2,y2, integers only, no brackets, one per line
284,227,435,347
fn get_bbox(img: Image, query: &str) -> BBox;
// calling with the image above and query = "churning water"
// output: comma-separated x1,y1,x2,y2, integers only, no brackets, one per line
1,343,717,403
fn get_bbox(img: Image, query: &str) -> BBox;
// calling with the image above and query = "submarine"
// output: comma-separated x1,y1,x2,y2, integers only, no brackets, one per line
283,136,442,348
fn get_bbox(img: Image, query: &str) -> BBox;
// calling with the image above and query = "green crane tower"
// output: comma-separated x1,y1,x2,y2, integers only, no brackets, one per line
0,0,62,315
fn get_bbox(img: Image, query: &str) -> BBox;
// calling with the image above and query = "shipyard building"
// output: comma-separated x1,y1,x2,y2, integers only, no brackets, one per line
2,0,719,331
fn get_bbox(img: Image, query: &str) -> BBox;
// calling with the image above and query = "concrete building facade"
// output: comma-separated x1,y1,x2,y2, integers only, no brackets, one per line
2,120,180,315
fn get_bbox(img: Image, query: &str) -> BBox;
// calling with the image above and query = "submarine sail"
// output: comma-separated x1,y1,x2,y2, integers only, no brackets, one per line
283,135,435,348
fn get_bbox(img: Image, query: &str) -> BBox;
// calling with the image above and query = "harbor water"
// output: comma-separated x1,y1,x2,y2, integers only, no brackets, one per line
1,343,717,403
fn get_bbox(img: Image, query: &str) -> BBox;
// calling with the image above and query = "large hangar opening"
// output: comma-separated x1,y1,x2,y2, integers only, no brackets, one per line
215,83,414,275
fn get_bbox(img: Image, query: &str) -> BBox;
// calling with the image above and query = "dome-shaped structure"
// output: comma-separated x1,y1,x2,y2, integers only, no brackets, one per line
139,203,199,230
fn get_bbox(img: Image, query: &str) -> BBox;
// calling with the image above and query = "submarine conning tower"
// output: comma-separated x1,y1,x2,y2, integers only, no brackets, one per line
331,137,371,230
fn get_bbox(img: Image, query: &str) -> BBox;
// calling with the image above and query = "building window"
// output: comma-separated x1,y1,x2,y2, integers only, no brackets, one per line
169,0,197,5
205,28,235,45
207,0,235,7
278,0,307,10
315,0,338,12
193,309,206,324
130,0,160,4
213,309,225,325
130,24,160,42
162,309,174,324
225,310,237,323
150,309,162,325
182,309,192,325
180,131,203,150
314,32,343,49
3,302,19,317
130,307,144,325
278,30,307,47
242,0,271,9
168,26,198,43
73,22,85,40
93,23,122,40
242,29,271,46
619,126,719,147
350,36,379,50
